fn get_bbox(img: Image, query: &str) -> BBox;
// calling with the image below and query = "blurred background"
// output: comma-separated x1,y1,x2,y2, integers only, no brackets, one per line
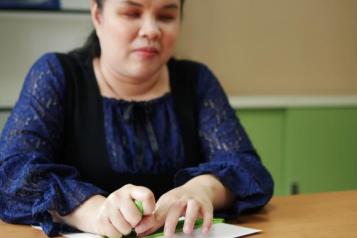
0,0,356,196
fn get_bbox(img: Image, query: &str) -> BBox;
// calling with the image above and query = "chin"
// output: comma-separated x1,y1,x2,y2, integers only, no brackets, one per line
130,61,164,78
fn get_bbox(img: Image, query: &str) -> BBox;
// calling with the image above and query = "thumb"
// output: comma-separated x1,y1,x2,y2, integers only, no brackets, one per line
135,214,158,234
130,186,156,215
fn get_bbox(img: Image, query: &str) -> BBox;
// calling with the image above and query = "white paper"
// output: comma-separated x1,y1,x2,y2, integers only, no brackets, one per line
63,233,101,238
63,223,260,238
169,223,260,238
34,223,260,238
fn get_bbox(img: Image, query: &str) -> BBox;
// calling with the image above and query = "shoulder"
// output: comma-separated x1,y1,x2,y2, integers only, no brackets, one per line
169,57,218,86
27,52,68,85
26,51,89,89
20,52,67,103
169,58,227,106
30,52,62,72
36,51,87,71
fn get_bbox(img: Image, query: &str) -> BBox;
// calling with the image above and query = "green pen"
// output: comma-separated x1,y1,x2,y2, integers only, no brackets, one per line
129,200,144,238
104,201,224,238
143,218,225,238
134,200,144,216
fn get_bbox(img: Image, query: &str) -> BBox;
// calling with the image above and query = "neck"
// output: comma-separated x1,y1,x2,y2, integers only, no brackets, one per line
94,58,169,101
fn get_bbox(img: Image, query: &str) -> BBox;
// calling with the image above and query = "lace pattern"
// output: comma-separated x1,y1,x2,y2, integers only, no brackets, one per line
0,53,273,236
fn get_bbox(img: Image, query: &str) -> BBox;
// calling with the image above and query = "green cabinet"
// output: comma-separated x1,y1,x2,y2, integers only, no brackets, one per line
285,108,357,194
2,106,357,196
237,109,286,195
237,107,357,196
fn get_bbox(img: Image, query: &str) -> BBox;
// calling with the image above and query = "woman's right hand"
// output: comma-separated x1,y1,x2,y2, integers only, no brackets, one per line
54,184,155,238
94,184,155,237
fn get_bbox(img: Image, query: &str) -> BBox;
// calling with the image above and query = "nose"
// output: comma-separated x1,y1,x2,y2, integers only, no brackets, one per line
138,16,161,41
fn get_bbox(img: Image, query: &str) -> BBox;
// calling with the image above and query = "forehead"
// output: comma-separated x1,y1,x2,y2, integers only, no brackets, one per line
106,0,180,7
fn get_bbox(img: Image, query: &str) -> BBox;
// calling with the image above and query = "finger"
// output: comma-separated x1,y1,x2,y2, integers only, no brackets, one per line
164,200,186,238
154,195,171,222
99,217,123,238
200,203,214,235
109,206,133,236
135,214,157,234
112,185,153,227
183,199,200,235
118,196,143,227
130,186,156,215
137,225,162,238
136,197,170,236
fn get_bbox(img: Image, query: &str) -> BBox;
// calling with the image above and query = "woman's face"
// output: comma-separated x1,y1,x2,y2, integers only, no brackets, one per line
92,0,181,79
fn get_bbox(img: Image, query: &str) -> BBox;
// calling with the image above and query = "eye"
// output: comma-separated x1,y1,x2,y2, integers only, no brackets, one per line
158,14,176,22
123,11,141,19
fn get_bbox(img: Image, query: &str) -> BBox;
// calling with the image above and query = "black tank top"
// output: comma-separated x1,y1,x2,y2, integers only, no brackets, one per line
56,51,201,197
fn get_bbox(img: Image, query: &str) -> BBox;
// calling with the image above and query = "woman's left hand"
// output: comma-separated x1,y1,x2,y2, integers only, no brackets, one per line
135,182,213,237
134,174,233,238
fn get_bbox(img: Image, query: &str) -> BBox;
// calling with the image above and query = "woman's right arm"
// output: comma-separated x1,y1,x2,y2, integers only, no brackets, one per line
0,53,155,237
0,53,105,236
0,54,97,235
54,185,156,237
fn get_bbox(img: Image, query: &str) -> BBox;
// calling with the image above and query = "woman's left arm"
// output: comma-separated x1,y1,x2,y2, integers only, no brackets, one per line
182,173,234,211
136,64,273,238
174,63,274,216
136,173,231,238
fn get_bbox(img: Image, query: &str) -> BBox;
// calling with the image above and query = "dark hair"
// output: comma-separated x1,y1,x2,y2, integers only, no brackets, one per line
79,0,185,58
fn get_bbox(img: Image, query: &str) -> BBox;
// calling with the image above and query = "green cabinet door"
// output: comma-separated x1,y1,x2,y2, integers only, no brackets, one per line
285,107,357,194
237,109,286,195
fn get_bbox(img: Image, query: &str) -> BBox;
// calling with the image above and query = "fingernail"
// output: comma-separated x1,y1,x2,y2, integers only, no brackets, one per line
202,226,210,234
184,226,193,234
164,228,172,238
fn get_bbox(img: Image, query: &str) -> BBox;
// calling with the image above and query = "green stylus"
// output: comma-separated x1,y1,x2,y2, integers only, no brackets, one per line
141,218,225,238
134,200,144,216
123,217,225,238
105,200,224,238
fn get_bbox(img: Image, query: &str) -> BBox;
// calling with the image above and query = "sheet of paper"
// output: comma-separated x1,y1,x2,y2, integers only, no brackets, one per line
34,223,260,238
63,233,100,238
62,223,260,238
167,223,260,238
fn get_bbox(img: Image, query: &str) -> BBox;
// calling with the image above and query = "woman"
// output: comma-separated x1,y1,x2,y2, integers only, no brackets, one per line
0,0,274,237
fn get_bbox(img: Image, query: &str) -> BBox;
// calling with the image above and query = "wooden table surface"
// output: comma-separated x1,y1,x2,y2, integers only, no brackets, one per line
236,190,357,237
1,190,357,238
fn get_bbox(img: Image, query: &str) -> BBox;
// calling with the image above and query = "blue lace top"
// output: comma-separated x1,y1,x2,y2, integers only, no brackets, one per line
0,53,274,236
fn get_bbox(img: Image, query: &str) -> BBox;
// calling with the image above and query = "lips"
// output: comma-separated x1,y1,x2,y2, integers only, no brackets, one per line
135,47,159,58
135,47,159,54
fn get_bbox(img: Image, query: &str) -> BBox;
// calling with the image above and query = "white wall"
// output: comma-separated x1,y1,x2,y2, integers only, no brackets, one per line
0,11,91,107
176,0,357,95
2,0,357,108
0,111,10,135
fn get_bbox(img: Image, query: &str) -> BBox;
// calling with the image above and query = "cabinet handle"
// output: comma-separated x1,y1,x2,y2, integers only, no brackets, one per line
291,182,300,195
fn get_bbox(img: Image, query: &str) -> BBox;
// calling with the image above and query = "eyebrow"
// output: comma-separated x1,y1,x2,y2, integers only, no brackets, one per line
162,4,179,10
120,0,142,7
120,1,179,10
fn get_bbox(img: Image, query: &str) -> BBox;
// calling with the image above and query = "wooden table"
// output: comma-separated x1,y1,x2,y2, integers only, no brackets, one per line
1,190,357,238
237,190,357,237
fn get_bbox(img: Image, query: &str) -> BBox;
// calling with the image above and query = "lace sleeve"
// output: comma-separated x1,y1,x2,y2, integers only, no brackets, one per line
0,53,105,236
174,64,274,217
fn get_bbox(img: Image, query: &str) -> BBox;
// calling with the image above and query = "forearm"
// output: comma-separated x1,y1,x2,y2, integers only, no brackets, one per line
182,174,234,210
50,194,105,233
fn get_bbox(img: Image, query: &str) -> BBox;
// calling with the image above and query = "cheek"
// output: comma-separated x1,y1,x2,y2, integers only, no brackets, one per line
162,27,180,50
104,21,136,45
